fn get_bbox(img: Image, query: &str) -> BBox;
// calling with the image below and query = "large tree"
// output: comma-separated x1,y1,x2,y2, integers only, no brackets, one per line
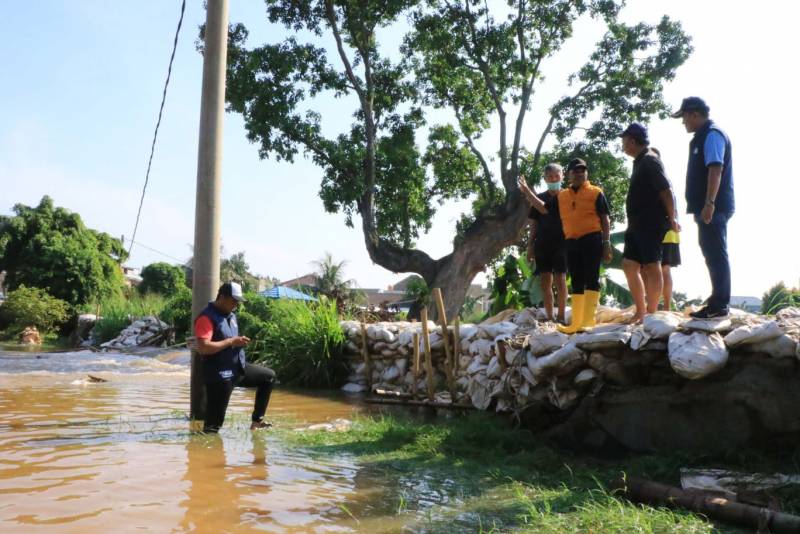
0,196,127,305
220,0,691,317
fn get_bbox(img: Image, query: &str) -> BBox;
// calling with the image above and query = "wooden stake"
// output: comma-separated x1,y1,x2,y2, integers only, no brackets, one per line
421,307,435,401
453,317,461,372
412,332,420,399
360,322,372,389
432,287,455,398
496,339,508,371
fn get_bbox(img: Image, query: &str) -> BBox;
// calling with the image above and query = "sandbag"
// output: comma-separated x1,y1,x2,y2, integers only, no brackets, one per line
458,324,479,340
668,331,728,379
468,375,492,410
723,320,782,348
573,325,631,351
486,356,503,378
643,312,683,339
528,331,569,356
341,382,368,393
530,343,586,379
466,357,488,375
681,317,734,333
739,334,798,358
574,368,598,386
512,308,539,327
480,321,518,339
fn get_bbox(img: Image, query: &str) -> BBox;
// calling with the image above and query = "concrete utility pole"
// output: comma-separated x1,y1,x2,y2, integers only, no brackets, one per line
190,0,229,432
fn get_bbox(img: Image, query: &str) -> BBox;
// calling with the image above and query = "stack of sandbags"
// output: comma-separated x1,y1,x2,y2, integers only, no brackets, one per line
100,316,171,349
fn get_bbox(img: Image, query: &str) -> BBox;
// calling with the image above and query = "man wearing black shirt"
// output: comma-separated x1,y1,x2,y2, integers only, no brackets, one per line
619,123,679,322
525,163,567,323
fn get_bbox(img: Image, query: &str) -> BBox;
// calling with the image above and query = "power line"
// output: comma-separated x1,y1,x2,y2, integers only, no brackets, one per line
127,0,187,258
129,240,190,266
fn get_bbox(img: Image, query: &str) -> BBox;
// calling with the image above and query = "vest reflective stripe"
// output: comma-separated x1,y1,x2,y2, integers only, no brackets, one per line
198,303,246,383
558,182,603,239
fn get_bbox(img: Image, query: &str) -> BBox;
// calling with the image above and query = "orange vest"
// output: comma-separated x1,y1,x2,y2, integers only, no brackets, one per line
558,181,603,239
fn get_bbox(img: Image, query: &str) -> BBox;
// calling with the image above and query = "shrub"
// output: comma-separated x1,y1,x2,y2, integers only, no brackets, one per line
761,282,800,315
0,285,70,337
239,296,346,388
161,286,193,341
139,262,187,295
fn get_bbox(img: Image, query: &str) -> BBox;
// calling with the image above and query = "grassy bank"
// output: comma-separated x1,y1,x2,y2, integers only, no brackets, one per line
280,412,800,533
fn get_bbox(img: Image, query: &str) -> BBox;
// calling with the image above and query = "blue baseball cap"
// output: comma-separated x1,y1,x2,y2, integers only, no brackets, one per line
619,122,649,143
671,96,709,118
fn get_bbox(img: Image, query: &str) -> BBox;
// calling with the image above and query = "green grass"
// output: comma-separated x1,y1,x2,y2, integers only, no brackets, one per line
280,412,800,533
86,292,169,343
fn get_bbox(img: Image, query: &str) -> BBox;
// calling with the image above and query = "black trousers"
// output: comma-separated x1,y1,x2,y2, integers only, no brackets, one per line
204,362,276,433
696,212,731,309
566,231,602,294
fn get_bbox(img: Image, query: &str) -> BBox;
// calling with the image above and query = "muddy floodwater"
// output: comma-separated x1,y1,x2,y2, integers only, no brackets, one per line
0,349,492,533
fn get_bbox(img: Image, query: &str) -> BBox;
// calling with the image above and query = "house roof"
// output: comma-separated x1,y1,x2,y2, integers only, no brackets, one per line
280,273,317,287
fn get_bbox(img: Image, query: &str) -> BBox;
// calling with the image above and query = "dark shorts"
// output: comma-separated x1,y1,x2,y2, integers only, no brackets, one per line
661,242,681,267
623,227,667,265
533,239,567,274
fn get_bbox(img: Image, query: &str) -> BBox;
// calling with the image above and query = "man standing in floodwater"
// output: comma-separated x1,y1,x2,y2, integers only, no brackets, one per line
673,97,734,318
193,282,276,433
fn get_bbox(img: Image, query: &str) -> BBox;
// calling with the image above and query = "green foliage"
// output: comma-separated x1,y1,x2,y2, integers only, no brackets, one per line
0,196,126,305
160,286,193,341
139,262,187,296
238,295,346,388
88,293,168,344
310,252,363,311
487,253,541,315
0,285,70,336
221,1,692,309
221,251,259,293
761,282,800,315
404,276,431,308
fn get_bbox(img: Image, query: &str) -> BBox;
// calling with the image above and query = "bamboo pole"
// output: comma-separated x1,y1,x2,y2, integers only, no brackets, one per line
420,307,435,401
360,322,372,389
432,288,455,398
412,332,420,399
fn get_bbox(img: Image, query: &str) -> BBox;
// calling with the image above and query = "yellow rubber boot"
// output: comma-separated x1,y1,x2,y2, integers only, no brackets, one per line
557,294,585,335
581,290,601,330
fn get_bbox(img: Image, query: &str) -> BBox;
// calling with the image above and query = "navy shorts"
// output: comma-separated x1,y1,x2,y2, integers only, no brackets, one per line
533,239,567,274
661,242,681,267
623,227,667,265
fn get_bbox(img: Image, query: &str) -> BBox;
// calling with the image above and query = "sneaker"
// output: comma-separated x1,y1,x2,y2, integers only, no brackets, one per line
689,306,730,319
250,420,273,431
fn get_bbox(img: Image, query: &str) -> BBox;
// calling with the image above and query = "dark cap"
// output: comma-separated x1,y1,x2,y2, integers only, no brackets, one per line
619,122,649,143
218,281,246,302
567,158,588,172
671,96,709,118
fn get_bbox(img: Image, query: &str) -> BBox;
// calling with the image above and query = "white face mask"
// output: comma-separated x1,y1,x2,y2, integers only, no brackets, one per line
546,181,561,191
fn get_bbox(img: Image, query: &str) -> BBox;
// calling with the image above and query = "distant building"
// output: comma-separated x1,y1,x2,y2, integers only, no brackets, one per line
121,266,143,288
730,296,762,313
280,273,317,289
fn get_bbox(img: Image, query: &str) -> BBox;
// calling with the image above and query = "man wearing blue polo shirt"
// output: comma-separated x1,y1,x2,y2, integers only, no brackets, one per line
673,97,734,318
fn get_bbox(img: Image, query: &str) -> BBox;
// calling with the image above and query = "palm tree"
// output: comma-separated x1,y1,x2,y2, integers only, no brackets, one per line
311,252,357,310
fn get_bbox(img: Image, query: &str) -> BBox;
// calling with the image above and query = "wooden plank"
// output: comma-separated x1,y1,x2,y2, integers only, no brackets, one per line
365,397,475,410
432,287,455,398
360,322,372,389
412,332,420,399
421,307,435,401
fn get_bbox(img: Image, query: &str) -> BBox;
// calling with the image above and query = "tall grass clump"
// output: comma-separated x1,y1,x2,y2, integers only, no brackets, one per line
238,295,346,388
88,292,168,343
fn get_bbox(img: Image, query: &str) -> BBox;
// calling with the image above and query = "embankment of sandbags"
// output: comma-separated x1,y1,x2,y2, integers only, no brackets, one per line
340,306,800,453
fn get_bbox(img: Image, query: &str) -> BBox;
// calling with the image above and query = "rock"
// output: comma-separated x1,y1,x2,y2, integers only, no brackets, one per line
341,383,368,393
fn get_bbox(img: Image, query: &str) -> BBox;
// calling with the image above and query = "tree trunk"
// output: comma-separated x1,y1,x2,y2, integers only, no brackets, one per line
405,193,530,321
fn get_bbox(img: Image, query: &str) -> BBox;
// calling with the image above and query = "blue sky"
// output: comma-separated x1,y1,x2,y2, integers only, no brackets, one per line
2,1,798,300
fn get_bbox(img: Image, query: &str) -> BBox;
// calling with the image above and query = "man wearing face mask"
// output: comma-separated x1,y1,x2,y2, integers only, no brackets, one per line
518,163,568,323
556,159,613,334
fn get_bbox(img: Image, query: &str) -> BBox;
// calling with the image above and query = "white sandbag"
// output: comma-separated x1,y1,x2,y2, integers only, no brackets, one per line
468,375,492,410
479,321,518,339
528,331,569,356
519,366,536,386
530,343,586,379
458,355,472,369
682,317,734,333
526,351,537,371
429,332,444,350
723,320,782,348
486,356,503,378
668,331,728,380
381,349,396,357
395,358,408,374
460,338,472,353
628,326,650,351
469,338,494,361
466,357,488,375
398,329,415,347
341,382,368,393
512,308,538,327
643,312,683,339
573,326,631,351
502,346,521,366
456,375,470,389
458,324,479,340
354,362,366,375
574,368,598,386
739,334,798,358
548,381,580,410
